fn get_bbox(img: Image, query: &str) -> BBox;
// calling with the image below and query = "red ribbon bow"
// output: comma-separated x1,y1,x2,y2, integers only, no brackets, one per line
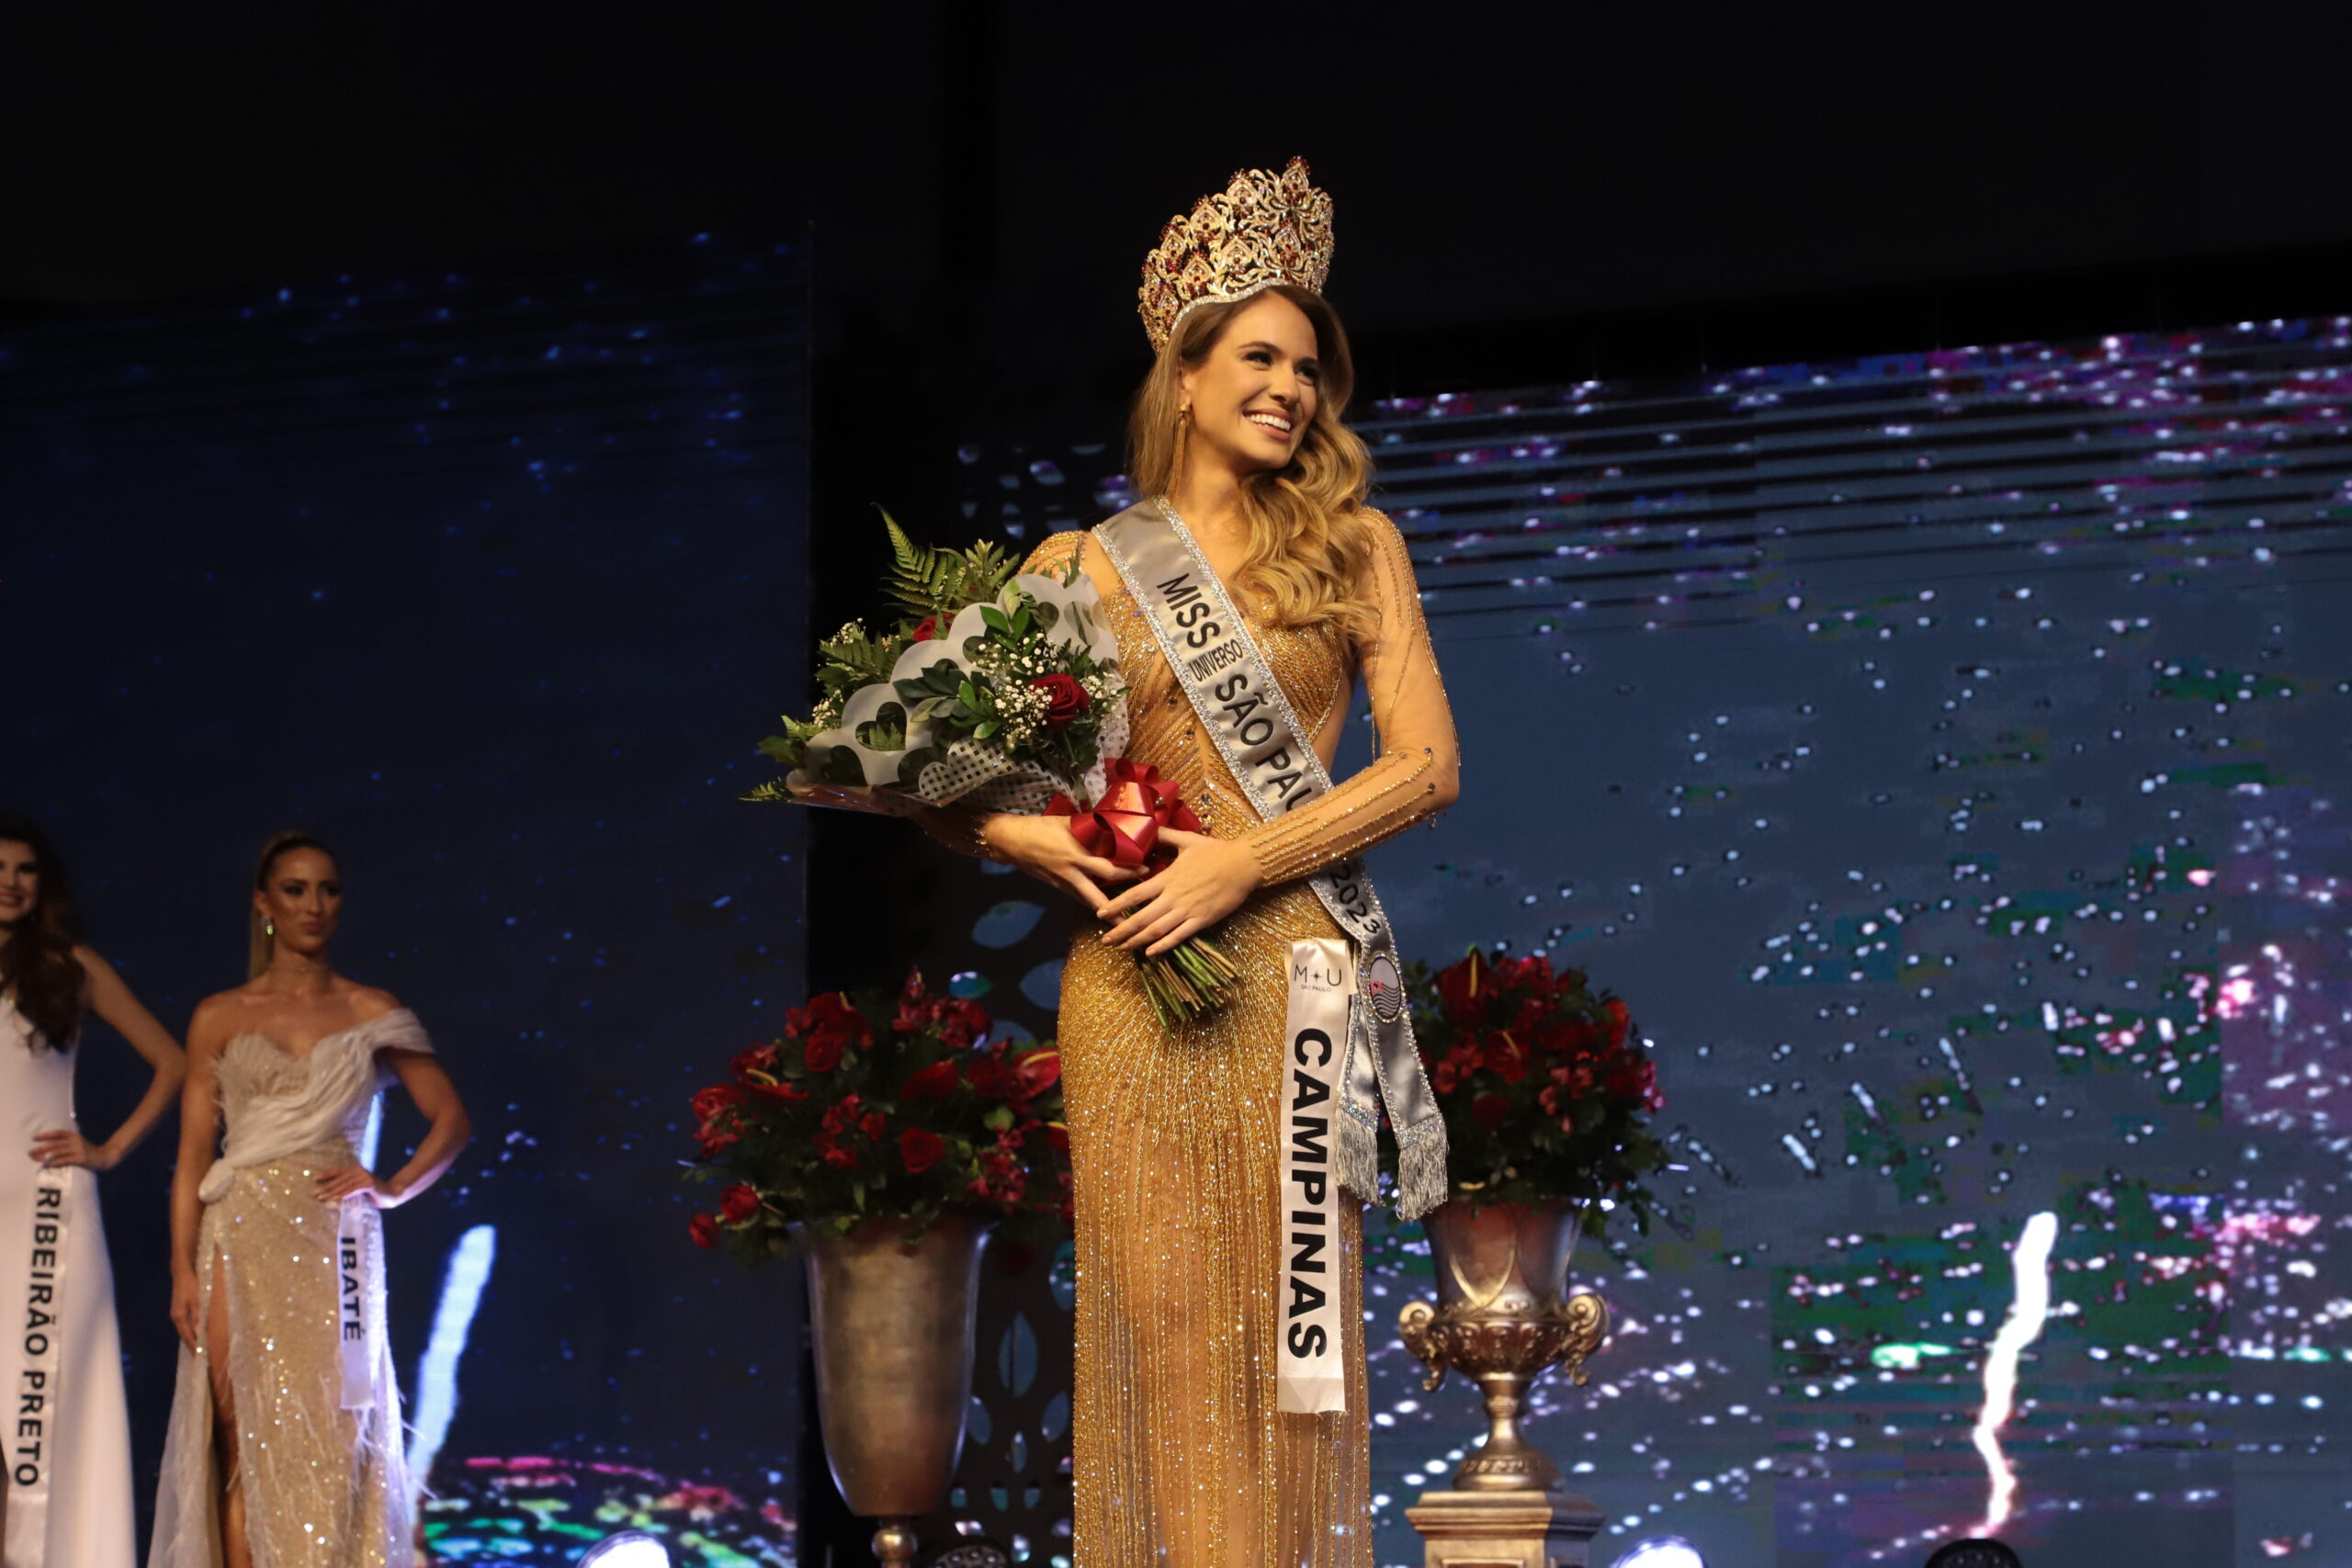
1046,758,1203,870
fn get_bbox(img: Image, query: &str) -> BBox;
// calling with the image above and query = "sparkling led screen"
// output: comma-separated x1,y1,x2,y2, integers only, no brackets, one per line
3,234,810,1564
946,317,2352,1568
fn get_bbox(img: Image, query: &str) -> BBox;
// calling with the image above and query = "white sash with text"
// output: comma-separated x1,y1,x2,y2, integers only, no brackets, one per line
6,1169,71,1568
1277,938,1351,1416
336,1213,372,1410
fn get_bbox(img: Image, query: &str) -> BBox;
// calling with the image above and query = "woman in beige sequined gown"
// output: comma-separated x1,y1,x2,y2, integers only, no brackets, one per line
972,262,1461,1559
151,833,471,1568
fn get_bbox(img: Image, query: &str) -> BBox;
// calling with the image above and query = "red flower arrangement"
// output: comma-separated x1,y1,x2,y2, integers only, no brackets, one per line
1401,947,1668,1237
684,970,1070,1261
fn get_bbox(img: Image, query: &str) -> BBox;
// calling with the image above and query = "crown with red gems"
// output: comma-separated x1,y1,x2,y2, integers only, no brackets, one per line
1137,157,1334,352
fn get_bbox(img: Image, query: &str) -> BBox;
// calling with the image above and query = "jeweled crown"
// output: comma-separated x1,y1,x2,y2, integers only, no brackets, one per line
1138,157,1334,352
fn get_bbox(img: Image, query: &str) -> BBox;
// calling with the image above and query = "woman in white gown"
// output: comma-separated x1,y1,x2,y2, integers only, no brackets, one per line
151,832,470,1568
1,815,187,1568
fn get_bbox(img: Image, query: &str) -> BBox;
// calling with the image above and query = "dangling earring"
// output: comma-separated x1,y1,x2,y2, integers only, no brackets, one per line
264,919,276,939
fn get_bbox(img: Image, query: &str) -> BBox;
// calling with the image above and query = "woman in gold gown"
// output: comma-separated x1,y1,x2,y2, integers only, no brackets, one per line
973,162,1461,1568
151,833,471,1568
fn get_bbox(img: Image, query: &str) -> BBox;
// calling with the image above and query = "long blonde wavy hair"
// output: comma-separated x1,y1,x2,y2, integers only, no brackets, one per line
1127,284,1381,644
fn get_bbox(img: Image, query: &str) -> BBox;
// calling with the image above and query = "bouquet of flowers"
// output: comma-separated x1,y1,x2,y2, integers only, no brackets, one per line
1398,946,1669,1239
747,513,1238,1024
684,970,1070,1258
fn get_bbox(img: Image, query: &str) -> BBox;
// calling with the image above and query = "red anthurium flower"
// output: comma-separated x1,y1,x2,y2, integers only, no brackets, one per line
1013,1045,1060,1097
900,1059,962,1100
691,1085,742,1127
965,1056,1018,1099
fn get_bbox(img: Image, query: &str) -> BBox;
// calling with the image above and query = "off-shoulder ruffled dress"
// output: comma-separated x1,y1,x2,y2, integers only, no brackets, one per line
149,1009,435,1568
1021,512,1456,1568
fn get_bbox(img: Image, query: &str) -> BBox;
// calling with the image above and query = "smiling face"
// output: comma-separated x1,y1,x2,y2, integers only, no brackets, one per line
254,846,343,964
1177,289,1324,480
0,840,37,931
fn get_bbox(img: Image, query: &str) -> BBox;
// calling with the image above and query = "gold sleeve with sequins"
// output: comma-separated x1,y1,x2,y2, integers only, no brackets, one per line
1238,509,1461,884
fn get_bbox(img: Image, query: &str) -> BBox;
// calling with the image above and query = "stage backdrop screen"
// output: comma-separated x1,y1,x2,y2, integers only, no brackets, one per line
3,233,810,1565
944,316,2352,1568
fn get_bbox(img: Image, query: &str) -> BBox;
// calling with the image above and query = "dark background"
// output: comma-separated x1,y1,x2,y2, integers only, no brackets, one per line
12,1,2351,984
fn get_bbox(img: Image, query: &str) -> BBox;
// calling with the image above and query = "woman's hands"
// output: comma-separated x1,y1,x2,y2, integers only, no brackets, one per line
315,1165,400,1207
1097,829,1261,955
980,815,1138,913
30,1128,119,1171
169,1270,201,1350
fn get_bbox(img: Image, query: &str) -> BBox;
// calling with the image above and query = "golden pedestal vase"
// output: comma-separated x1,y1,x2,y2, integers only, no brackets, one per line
1398,1200,1610,1568
805,1215,994,1568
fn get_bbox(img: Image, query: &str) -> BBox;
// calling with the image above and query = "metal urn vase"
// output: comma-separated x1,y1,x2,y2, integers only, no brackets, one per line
1399,1199,1608,1489
806,1215,993,1568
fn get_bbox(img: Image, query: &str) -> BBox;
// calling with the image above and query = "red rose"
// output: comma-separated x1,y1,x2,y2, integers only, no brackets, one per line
900,1060,962,1100
1031,672,1089,730
688,1213,720,1249
691,1085,742,1127
900,1127,946,1174
912,615,938,641
1544,1016,1602,1057
719,1183,761,1225
805,1034,846,1074
1012,1045,1060,1098
1603,997,1631,1049
1471,1092,1512,1130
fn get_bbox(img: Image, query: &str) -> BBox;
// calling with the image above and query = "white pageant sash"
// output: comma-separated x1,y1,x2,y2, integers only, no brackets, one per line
1278,939,1351,1414
335,1210,373,1410
1093,499,1450,1221
6,1169,70,1568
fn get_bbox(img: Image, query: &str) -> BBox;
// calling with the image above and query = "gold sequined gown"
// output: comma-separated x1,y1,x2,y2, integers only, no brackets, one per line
149,1010,431,1568
1023,513,1456,1568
